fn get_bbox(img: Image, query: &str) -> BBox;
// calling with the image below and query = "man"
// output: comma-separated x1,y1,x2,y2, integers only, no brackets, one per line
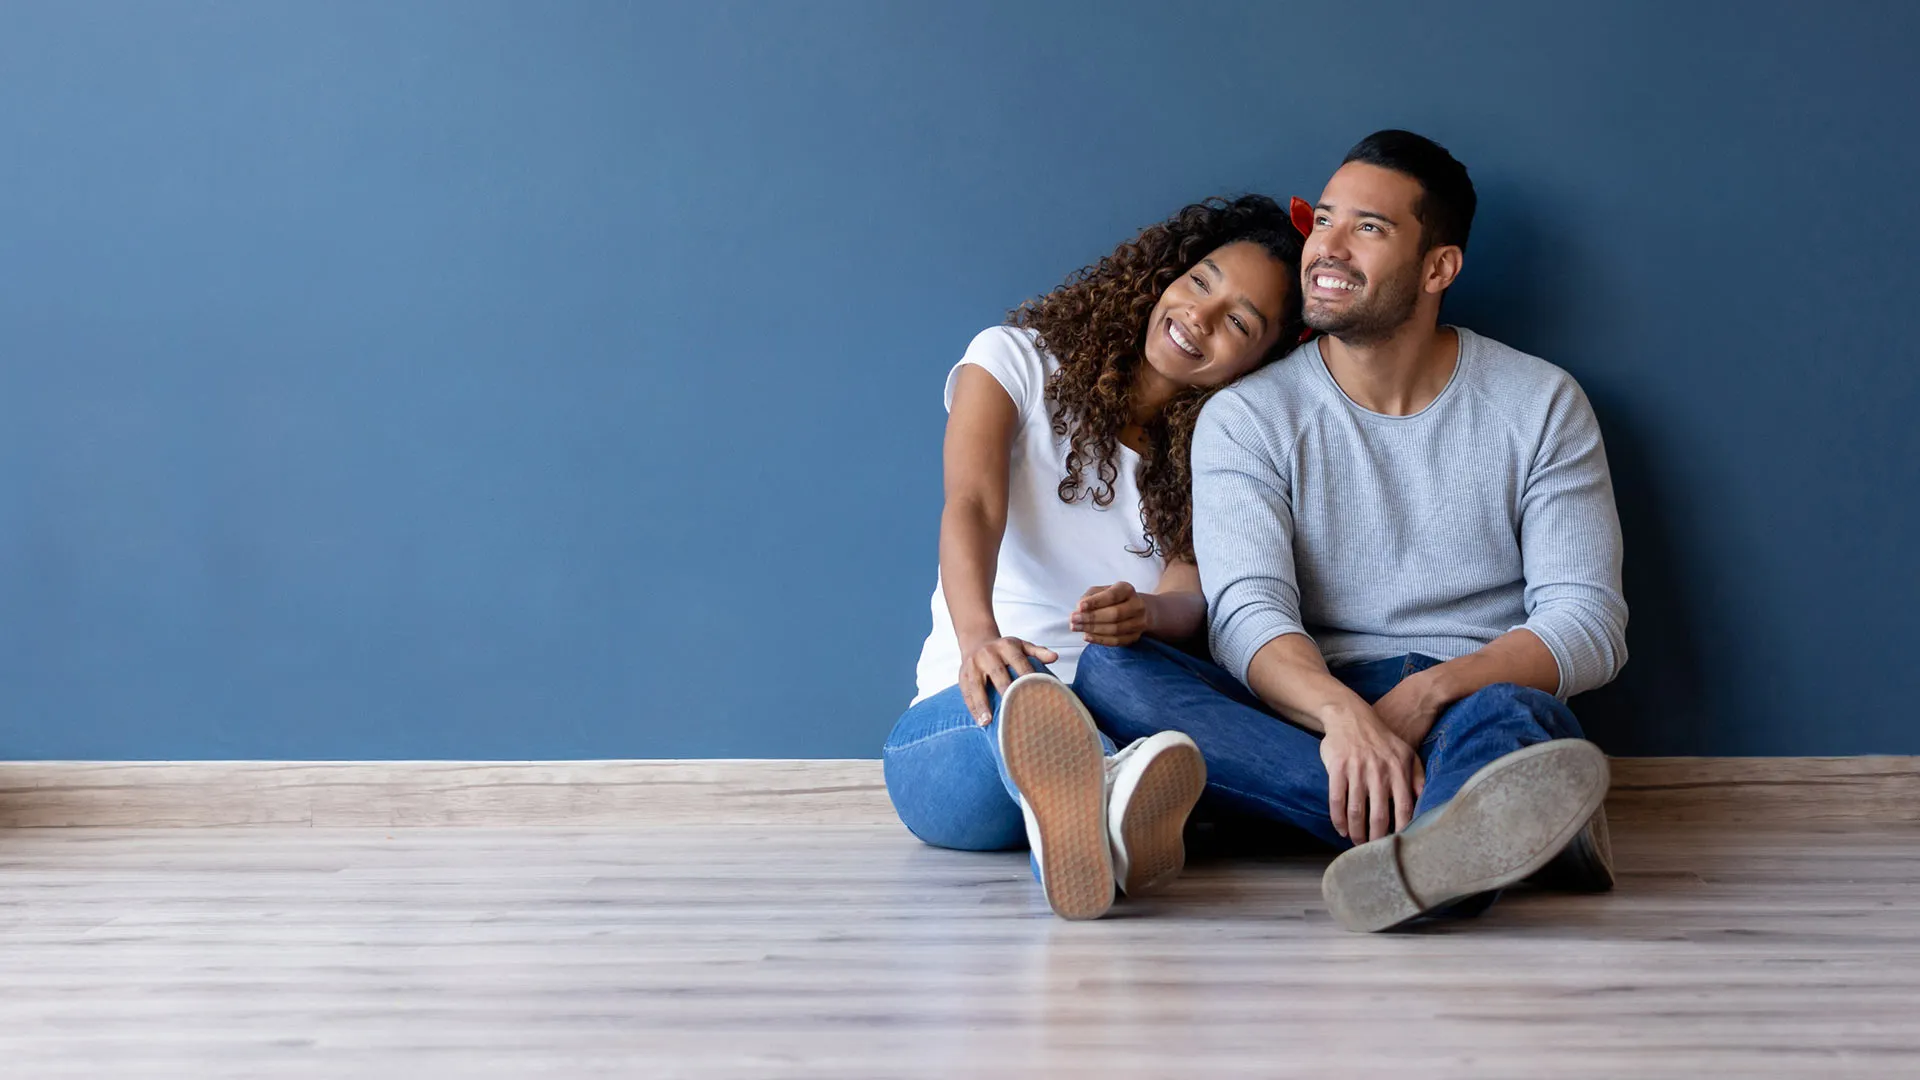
1072,130,1627,931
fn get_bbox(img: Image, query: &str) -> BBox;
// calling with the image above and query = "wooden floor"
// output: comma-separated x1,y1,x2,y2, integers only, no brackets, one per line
2,822,1917,1078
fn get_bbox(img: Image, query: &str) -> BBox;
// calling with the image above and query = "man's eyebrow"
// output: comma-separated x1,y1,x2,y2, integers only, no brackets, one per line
1316,201,1398,227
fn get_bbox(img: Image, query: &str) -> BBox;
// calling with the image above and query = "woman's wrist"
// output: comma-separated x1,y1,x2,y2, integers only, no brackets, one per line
954,620,1001,653
1139,592,1164,637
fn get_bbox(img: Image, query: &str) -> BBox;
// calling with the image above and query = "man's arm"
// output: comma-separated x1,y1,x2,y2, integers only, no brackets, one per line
1373,378,1629,744
1242,633,1425,842
1193,395,1421,843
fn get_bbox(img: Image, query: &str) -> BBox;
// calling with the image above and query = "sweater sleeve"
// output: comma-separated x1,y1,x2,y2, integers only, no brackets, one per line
1193,393,1309,685
1515,378,1630,697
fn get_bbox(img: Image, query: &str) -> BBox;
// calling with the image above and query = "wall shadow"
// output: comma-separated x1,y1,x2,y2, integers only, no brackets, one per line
1442,182,1708,756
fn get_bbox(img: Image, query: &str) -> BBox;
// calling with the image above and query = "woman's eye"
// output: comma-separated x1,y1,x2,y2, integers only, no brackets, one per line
1191,274,1209,292
1230,316,1247,335
1315,215,1329,227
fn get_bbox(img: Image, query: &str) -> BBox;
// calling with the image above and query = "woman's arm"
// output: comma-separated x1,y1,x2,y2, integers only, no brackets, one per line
1144,559,1207,643
942,365,1058,723
1070,559,1207,648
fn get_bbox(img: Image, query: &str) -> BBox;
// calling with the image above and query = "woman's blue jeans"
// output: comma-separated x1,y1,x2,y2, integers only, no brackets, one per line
883,663,1115,852
883,641,1583,859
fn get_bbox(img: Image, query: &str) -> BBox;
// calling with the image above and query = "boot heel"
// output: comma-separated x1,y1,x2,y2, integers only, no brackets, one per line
1322,835,1422,932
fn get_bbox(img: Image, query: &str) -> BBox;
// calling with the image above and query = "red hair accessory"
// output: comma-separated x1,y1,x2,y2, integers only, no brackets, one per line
1289,196,1314,239
1289,197,1317,342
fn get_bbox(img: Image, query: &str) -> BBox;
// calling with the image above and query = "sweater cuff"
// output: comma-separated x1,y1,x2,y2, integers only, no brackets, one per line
1514,622,1577,699
1211,611,1310,686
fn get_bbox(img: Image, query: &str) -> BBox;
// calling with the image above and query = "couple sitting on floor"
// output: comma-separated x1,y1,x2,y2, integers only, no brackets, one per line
882,130,1628,931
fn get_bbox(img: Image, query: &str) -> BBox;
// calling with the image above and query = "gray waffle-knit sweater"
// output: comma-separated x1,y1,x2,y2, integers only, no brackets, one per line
1192,328,1628,699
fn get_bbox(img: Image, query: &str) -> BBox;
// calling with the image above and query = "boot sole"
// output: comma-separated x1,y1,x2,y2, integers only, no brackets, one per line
1321,739,1610,933
999,675,1113,921
1115,738,1207,897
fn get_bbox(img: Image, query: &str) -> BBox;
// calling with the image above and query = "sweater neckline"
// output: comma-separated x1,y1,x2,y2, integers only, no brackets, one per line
1310,327,1470,423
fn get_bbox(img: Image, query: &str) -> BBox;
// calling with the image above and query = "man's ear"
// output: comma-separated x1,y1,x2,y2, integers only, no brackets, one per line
1424,245,1465,295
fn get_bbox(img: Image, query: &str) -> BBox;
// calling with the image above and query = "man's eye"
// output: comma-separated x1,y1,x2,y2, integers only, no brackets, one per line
1191,274,1209,292
1360,223,1380,233
1230,316,1248,335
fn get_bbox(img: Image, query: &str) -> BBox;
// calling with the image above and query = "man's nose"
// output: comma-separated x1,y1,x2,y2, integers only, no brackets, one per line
1311,233,1350,266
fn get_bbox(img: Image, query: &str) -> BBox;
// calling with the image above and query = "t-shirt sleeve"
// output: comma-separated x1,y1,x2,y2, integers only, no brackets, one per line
1514,377,1630,697
943,327,1048,417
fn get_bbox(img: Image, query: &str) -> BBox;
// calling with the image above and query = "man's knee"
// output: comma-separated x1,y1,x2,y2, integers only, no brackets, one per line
1441,682,1584,741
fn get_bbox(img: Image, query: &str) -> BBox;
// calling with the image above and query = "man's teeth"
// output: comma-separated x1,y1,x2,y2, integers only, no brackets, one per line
1168,321,1201,357
1315,275,1360,292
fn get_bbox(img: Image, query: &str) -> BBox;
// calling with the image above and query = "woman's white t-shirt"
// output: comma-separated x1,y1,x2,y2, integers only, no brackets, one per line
912,326,1165,703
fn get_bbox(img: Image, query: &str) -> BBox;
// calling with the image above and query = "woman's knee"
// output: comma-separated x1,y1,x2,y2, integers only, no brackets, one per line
882,727,1025,852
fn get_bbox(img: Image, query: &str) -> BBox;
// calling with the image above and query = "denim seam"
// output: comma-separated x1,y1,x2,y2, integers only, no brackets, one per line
882,722,980,757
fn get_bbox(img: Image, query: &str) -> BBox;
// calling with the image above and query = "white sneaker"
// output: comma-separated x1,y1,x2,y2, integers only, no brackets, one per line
1105,731,1207,897
996,673,1114,921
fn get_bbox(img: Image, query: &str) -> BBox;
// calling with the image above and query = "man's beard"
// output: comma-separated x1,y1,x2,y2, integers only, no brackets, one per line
1303,263,1422,346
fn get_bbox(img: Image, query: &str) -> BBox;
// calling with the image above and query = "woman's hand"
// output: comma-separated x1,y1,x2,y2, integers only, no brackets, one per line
1070,582,1151,647
958,637,1059,726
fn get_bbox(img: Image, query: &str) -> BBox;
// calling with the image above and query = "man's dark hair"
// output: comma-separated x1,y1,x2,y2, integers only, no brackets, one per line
1342,130,1476,253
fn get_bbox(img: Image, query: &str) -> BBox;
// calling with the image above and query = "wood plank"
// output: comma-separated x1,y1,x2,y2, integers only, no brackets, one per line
1606,755,1920,825
0,760,894,828
0,821,1916,1078
0,756,1914,828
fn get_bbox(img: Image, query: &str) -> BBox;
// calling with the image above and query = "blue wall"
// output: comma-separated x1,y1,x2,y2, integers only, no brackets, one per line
2,1,1915,759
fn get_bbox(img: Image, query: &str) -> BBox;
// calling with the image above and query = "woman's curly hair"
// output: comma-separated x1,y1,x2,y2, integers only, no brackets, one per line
1009,195,1305,561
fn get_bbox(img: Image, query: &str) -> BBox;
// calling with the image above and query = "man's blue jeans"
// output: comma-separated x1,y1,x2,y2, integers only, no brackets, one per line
1071,638,1586,851
883,663,1117,852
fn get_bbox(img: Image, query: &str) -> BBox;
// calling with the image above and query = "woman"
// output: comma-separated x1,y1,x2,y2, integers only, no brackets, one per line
883,195,1307,920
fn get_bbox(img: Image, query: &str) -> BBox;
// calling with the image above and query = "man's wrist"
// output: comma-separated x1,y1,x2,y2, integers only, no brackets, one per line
1315,700,1381,736
1417,661,1473,712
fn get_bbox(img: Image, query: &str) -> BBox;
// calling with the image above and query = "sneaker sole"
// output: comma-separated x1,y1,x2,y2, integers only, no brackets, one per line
999,675,1113,921
1115,738,1206,897
1321,739,1610,933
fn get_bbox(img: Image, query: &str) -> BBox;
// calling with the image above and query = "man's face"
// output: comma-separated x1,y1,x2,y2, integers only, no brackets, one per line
1301,162,1430,344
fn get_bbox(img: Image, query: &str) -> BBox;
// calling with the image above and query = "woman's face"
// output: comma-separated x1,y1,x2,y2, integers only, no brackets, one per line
1141,241,1295,389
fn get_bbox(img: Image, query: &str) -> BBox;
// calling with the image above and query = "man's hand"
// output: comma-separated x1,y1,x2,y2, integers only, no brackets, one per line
1320,710,1425,844
1370,670,1448,747
957,636,1059,726
1070,582,1149,646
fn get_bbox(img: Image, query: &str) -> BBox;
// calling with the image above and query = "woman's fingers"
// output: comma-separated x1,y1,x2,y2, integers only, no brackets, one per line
1074,581,1136,614
1075,611,1144,634
992,640,1035,681
1019,640,1059,663
1074,603,1144,629
960,668,992,726
1072,604,1147,638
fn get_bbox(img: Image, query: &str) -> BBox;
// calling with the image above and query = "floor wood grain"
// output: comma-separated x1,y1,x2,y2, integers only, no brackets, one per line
3,756,1915,828
2,820,1916,1077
